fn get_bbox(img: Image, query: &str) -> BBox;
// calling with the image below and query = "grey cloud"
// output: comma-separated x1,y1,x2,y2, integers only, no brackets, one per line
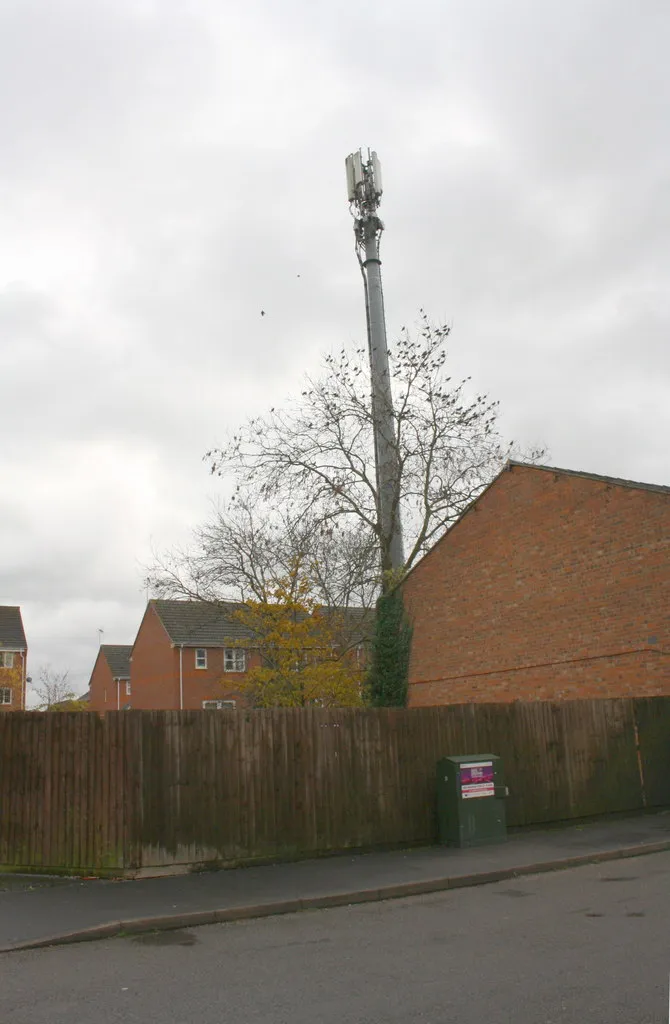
0,0,215,178
1,0,669,687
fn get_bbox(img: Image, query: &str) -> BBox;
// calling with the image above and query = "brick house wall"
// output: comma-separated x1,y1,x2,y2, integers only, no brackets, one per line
0,654,26,712
128,604,179,710
88,653,116,712
403,463,670,705
129,604,253,710
175,645,251,710
88,653,131,713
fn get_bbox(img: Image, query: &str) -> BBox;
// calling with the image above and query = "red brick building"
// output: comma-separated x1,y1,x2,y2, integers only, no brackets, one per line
105,600,255,712
87,601,373,712
403,461,670,705
0,606,28,712
88,645,132,711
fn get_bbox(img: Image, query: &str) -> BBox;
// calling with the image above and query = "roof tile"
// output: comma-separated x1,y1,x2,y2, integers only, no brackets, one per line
0,606,27,649
151,600,256,646
101,645,132,679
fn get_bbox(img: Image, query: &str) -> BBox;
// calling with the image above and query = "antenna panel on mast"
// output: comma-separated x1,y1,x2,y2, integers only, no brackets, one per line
370,151,382,196
345,150,364,201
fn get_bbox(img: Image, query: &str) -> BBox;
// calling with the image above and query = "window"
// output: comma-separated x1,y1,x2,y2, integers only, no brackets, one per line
202,700,236,710
0,652,14,669
125,680,131,696
0,688,12,705
195,648,207,669
224,648,246,673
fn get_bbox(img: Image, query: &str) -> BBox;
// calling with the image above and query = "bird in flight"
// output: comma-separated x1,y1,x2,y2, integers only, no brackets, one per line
260,310,266,317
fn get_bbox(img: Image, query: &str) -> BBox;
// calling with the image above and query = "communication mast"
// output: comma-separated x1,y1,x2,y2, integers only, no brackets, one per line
345,148,404,575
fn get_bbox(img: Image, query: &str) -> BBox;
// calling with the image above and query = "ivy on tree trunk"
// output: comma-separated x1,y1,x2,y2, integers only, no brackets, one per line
367,589,413,707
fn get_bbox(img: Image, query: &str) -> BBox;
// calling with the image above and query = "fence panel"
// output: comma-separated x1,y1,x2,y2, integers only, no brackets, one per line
0,712,133,872
634,697,670,808
0,698,666,875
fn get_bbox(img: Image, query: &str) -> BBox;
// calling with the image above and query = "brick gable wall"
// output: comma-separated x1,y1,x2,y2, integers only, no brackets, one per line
129,604,180,709
88,653,117,712
403,464,670,705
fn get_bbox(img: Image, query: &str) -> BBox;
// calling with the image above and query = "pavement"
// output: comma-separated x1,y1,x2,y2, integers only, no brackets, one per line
1,810,669,954
5,852,670,1023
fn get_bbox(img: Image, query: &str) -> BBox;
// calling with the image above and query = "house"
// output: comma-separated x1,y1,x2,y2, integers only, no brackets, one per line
88,645,133,712
403,461,670,706
314,605,375,668
85,599,373,713
126,600,256,710
0,606,28,712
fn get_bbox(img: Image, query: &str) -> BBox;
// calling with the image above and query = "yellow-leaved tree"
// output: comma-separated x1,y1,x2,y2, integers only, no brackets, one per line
225,563,365,709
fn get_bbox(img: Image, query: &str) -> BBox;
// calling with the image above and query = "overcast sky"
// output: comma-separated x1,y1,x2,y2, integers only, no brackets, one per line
2,0,669,699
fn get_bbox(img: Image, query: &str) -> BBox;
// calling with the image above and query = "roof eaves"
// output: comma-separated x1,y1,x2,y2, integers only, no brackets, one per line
508,460,670,496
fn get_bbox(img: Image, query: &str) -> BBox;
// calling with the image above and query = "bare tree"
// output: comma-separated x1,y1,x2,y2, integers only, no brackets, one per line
33,666,83,711
149,491,380,609
206,315,545,590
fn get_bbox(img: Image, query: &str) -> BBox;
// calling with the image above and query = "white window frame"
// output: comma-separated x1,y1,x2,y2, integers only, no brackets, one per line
0,652,15,669
125,680,131,696
0,687,12,705
202,699,236,710
224,648,246,673
195,648,207,670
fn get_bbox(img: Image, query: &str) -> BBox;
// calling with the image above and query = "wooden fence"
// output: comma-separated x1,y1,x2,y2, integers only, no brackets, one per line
1,698,669,875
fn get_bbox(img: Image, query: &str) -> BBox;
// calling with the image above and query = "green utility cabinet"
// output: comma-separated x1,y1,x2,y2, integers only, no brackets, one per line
436,755,506,848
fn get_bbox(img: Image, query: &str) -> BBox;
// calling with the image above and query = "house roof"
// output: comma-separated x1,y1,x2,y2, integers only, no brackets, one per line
151,599,256,646
316,605,375,646
150,599,374,649
0,606,27,649
508,460,670,496
100,645,132,679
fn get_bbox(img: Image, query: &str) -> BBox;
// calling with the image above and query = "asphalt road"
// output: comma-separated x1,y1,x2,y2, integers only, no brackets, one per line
2,852,669,1024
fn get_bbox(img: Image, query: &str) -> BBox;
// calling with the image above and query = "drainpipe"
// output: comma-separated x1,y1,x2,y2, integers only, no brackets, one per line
21,651,27,711
179,645,184,710
116,678,120,711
